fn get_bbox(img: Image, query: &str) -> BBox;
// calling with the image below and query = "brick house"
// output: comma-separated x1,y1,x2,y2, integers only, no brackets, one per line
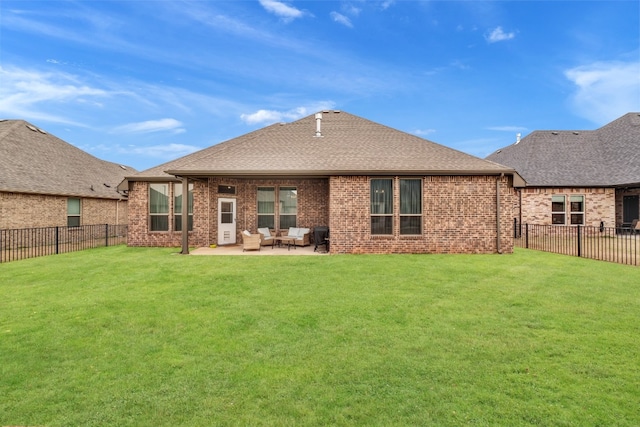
119,111,523,254
486,112,640,230
0,120,132,230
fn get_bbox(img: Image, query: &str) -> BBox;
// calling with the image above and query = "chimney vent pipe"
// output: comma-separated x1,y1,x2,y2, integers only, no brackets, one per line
315,112,322,137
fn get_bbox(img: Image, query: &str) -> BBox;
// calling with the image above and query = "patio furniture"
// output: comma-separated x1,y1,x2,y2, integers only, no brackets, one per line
274,235,296,250
313,226,329,252
281,227,311,247
241,230,261,251
257,227,276,247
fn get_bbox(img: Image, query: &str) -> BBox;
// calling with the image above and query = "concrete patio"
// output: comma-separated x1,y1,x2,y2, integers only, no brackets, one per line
189,243,327,256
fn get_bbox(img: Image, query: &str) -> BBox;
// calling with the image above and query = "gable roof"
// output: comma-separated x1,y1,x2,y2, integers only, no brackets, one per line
0,120,134,199
486,112,640,187
123,110,520,185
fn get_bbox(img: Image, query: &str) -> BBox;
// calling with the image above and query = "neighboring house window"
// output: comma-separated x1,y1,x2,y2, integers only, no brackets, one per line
279,187,297,229
400,179,422,235
551,196,566,225
258,187,275,228
371,179,393,235
174,183,194,232
149,183,170,231
570,195,584,225
67,198,81,227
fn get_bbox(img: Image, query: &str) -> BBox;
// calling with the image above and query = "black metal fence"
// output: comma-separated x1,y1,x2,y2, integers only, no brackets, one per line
514,221,639,266
0,224,127,263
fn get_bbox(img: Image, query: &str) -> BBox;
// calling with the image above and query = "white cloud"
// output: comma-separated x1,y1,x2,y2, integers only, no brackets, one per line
112,118,185,134
330,11,353,28
487,126,527,132
413,129,436,136
0,65,108,125
240,102,336,125
485,26,515,43
258,0,304,21
565,60,640,124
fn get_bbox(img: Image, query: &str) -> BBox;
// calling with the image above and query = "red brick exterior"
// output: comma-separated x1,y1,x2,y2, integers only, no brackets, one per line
518,187,615,228
0,191,127,229
127,175,514,254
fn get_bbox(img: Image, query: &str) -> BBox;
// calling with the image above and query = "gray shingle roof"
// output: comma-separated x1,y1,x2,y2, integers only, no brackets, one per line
127,110,518,181
486,112,640,187
0,120,134,199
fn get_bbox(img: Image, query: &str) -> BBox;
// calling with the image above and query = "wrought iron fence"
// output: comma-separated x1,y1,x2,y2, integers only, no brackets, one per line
514,221,639,266
0,224,127,263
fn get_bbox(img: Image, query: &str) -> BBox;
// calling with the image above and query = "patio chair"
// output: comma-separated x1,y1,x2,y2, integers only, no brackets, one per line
241,230,261,251
257,227,276,247
281,227,311,247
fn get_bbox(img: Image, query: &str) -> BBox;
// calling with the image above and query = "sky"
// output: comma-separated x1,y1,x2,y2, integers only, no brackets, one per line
1,0,639,172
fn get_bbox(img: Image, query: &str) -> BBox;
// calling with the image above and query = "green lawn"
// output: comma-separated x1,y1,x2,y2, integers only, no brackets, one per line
1,247,639,426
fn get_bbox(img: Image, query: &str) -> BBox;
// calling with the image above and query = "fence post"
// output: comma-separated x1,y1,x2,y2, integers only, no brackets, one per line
105,224,109,247
577,224,582,257
55,226,60,255
525,224,529,248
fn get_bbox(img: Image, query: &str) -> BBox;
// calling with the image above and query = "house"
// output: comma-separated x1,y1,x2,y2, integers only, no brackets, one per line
118,110,523,254
0,119,132,230
486,112,640,229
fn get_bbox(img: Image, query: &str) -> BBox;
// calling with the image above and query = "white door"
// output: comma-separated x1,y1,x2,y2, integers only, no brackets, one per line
218,198,236,245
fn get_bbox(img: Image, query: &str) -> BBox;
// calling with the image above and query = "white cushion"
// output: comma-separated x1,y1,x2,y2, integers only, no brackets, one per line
257,227,271,237
288,227,299,238
299,228,310,237
243,230,251,236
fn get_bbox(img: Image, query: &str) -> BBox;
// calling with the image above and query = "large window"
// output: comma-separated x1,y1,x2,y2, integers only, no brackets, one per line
67,198,81,227
551,195,566,225
570,195,584,225
371,179,393,235
257,187,275,229
279,187,297,229
174,183,194,231
400,179,422,234
149,183,170,231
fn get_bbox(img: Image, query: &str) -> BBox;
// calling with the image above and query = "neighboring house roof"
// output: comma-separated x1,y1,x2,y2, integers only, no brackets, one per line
486,112,640,187
0,119,135,199
122,110,521,186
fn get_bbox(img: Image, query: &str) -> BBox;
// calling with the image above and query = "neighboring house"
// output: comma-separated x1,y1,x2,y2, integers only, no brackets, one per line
486,112,640,229
119,110,523,255
0,120,133,230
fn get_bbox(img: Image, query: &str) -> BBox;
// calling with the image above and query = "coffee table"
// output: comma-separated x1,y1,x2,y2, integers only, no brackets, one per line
273,236,296,250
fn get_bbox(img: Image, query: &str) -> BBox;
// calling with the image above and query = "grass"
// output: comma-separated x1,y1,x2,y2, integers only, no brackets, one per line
1,247,639,426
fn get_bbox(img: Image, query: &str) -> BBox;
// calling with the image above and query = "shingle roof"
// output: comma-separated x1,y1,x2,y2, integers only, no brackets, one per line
486,112,640,187
0,119,134,199
126,110,518,181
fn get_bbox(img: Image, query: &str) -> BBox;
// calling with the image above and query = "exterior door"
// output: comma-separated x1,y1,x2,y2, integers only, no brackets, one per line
623,195,639,224
218,198,236,245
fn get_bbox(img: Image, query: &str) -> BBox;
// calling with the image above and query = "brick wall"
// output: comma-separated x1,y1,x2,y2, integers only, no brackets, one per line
329,175,514,254
127,175,514,254
520,187,615,227
0,191,127,229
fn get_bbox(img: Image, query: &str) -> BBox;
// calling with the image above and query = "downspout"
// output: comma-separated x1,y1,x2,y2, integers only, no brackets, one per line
496,174,503,254
180,177,190,255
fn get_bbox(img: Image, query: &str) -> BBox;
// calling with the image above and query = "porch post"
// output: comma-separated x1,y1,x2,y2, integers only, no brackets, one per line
180,177,189,255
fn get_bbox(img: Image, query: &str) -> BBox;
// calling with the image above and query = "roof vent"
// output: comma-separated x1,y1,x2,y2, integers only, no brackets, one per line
552,131,558,135
26,124,37,132
515,133,521,144
119,165,127,170
37,128,47,134
314,112,323,137
573,131,579,135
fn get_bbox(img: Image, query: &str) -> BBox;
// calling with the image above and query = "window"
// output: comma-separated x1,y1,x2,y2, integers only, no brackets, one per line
371,179,393,235
570,195,584,225
279,187,297,229
400,179,422,234
174,183,194,231
257,187,275,228
149,183,169,231
67,198,81,227
551,195,566,225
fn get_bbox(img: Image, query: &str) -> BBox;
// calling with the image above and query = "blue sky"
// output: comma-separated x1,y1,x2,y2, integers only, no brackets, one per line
1,0,639,171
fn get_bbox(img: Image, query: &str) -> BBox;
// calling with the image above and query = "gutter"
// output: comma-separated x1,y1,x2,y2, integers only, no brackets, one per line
496,174,503,254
